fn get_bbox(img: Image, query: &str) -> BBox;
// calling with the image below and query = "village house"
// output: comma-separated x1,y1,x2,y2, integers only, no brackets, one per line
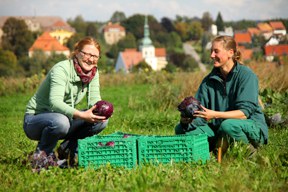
264,44,288,62
115,17,167,73
234,31,253,61
28,32,70,57
44,20,75,45
247,27,260,37
269,21,287,38
103,22,126,45
0,16,75,45
257,22,273,40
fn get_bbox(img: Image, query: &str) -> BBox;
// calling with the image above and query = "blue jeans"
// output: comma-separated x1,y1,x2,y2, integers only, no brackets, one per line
23,112,108,154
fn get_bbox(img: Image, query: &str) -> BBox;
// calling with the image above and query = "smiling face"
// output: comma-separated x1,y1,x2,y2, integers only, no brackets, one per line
76,44,100,72
210,41,234,69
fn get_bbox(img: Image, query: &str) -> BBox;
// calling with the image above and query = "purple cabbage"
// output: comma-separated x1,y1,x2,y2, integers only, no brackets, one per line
177,96,202,118
93,100,114,119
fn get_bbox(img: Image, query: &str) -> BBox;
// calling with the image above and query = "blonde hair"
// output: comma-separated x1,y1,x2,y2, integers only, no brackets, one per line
212,35,242,62
70,37,101,58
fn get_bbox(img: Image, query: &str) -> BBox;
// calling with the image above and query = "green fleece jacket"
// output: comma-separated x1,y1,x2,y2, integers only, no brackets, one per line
25,59,101,119
187,62,268,143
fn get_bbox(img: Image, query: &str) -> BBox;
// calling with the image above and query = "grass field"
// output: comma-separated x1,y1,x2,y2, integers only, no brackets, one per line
0,72,288,192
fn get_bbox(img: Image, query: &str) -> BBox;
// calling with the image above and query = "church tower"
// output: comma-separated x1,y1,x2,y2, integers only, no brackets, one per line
139,16,157,70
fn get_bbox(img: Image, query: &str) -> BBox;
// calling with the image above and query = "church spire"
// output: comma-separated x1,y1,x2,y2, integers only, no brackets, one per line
142,15,152,46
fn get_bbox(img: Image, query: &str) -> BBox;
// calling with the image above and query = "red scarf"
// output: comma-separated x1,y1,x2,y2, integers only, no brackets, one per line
73,58,97,84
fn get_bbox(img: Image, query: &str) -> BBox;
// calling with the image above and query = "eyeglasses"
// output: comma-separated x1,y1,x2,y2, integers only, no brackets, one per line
80,50,100,60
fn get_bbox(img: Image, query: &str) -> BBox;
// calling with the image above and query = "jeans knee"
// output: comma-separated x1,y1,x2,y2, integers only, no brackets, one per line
52,115,70,135
90,120,109,135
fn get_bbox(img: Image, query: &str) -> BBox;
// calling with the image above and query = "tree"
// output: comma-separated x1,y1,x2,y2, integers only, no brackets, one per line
117,33,137,51
1,17,34,58
215,12,224,32
44,52,67,73
121,14,144,40
0,49,18,76
160,17,175,33
131,60,152,73
86,23,98,38
189,21,204,41
25,50,47,75
156,32,182,52
174,21,190,41
65,33,85,51
67,15,87,35
201,12,213,31
110,11,126,23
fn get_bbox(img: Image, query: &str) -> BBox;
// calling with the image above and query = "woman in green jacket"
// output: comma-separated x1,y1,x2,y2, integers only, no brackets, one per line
23,37,108,170
175,35,268,158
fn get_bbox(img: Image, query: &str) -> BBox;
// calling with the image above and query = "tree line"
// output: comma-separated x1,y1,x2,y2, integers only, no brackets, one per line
1,11,287,77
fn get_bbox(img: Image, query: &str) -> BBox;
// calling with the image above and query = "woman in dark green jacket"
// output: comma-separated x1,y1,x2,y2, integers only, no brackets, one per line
175,35,268,157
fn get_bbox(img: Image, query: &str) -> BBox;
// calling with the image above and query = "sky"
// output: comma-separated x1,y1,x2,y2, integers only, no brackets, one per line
0,0,287,22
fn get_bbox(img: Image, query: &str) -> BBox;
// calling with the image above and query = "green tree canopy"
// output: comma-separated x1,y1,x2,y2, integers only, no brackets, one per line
117,33,137,51
215,12,224,32
174,21,190,41
189,21,204,41
65,33,85,51
201,12,214,31
160,17,175,33
131,60,152,73
110,11,126,23
0,49,18,76
1,17,34,58
121,14,145,40
85,23,98,38
67,15,87,35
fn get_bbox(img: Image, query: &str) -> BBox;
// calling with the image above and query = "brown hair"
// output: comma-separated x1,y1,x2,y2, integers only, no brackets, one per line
70,37,101,58
212,35,242,62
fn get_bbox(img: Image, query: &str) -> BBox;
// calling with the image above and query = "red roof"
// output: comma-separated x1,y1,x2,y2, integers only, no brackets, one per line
247,27,260,36
257,23,273,32
269,21,286,30
234,32,252,44
29,32,69,52
53,20,68,27
155,48,166,57
264,45,288,56
121,49,143,69
104,22,125,32
238,46,253,61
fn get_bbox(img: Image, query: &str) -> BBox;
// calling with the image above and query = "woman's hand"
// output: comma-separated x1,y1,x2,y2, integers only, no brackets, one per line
194,105,217,121
74,105,106,123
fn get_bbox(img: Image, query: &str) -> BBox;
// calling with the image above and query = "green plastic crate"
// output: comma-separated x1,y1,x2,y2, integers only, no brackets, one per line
106,131,149,138
78,136,137,169
137,134,210,165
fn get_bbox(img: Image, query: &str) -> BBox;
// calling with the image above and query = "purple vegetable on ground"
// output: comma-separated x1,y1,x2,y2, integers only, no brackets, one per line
123,134,130,138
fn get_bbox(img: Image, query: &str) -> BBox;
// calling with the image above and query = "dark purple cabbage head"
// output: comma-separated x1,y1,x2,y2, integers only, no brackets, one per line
177,96,202,118
93,100,114,119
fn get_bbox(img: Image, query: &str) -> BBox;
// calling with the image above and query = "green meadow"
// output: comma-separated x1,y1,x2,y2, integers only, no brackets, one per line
0,69,287,191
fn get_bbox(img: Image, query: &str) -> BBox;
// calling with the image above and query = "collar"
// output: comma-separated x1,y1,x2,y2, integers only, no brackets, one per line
209,62,240,82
